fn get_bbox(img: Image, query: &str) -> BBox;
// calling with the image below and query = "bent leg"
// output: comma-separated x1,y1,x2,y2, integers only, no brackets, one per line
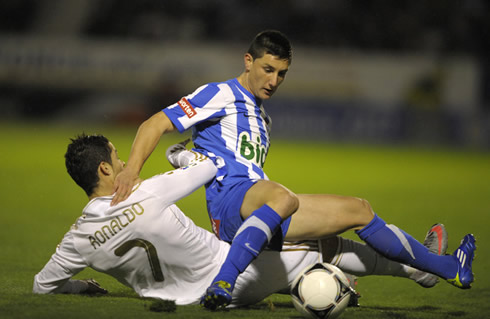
206,180,299,304
286,195,459,282
286,194,375,241
240,180,299,219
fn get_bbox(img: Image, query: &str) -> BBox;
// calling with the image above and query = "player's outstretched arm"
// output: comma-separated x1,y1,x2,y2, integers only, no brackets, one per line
33,235,98,295
34,278,108,295
111,111,176,206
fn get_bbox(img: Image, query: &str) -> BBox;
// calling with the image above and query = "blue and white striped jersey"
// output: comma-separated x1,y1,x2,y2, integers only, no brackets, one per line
163,78,272,184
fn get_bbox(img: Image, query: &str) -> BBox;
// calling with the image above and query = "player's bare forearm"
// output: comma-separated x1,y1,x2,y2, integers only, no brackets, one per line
111,111,176,205
128,115,169,173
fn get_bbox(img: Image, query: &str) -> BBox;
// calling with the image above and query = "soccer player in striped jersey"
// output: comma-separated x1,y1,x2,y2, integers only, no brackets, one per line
111,30,476,309
34,134,448,306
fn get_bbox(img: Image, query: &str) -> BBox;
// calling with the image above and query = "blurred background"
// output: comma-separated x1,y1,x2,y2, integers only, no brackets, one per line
0,0,489,148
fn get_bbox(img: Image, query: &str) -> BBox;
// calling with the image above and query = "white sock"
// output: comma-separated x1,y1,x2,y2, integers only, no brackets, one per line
173,150,207,167
330,237,417,279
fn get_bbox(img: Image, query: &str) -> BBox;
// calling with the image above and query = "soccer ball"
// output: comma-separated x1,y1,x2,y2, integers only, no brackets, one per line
291,263,352,319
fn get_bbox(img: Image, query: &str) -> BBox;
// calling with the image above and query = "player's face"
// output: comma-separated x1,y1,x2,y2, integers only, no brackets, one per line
245,53,289,100
109,142,125,176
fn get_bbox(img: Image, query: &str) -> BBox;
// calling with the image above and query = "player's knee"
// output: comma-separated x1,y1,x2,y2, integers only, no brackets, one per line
288,192,300,213
269,187,299,217
280,189,299,215
355,198,375,224
343,197,374,228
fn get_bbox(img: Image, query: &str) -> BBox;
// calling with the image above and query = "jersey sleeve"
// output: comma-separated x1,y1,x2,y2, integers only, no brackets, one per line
162,83,229,133
33,232,88,294
141,156,217,206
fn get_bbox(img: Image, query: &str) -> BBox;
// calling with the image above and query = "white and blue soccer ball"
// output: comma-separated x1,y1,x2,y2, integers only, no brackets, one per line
291,263,353,319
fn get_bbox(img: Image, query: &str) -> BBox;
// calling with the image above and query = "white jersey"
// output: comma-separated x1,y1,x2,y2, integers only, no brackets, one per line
33,159,227,305
33,158,323,305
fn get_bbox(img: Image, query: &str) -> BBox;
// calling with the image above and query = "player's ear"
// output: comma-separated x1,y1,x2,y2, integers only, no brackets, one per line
244,53,253,72
99,162,112,176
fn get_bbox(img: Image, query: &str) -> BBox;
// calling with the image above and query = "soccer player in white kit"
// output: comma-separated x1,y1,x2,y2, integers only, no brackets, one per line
32,133,334,305
33,134,450,307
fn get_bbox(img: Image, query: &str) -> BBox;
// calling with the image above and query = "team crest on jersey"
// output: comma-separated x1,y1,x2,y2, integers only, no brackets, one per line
178,97,196,118
239,131,267,168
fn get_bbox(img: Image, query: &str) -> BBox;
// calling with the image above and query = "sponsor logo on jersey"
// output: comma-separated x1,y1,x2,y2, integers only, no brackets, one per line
238,131,267,167
177,97,197,118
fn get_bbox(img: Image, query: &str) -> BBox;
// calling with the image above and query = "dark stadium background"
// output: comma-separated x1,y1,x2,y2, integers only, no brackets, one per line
0,0,489,148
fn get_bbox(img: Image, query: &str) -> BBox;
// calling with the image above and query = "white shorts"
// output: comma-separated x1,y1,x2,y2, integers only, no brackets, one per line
231,240,323,307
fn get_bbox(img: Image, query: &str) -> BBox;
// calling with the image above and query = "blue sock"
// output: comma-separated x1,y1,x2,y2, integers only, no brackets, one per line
356,214,457,279
213,204,282,290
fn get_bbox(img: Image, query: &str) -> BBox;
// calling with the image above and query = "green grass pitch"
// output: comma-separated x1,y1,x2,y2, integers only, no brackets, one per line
0,122,489,318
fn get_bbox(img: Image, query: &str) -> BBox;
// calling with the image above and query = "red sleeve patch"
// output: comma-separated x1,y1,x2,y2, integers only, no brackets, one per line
177,97,197,118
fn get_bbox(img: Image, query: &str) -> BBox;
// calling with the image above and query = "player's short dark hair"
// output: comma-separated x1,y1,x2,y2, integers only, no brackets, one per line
65,133,112,196
247,30,292,63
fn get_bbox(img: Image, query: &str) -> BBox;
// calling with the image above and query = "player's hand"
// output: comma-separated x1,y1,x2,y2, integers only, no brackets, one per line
80,279,108,295
111,167,139,206
166,139,191,169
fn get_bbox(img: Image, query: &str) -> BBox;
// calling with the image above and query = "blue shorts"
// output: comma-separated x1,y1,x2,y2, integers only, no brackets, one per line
205,177,292,250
